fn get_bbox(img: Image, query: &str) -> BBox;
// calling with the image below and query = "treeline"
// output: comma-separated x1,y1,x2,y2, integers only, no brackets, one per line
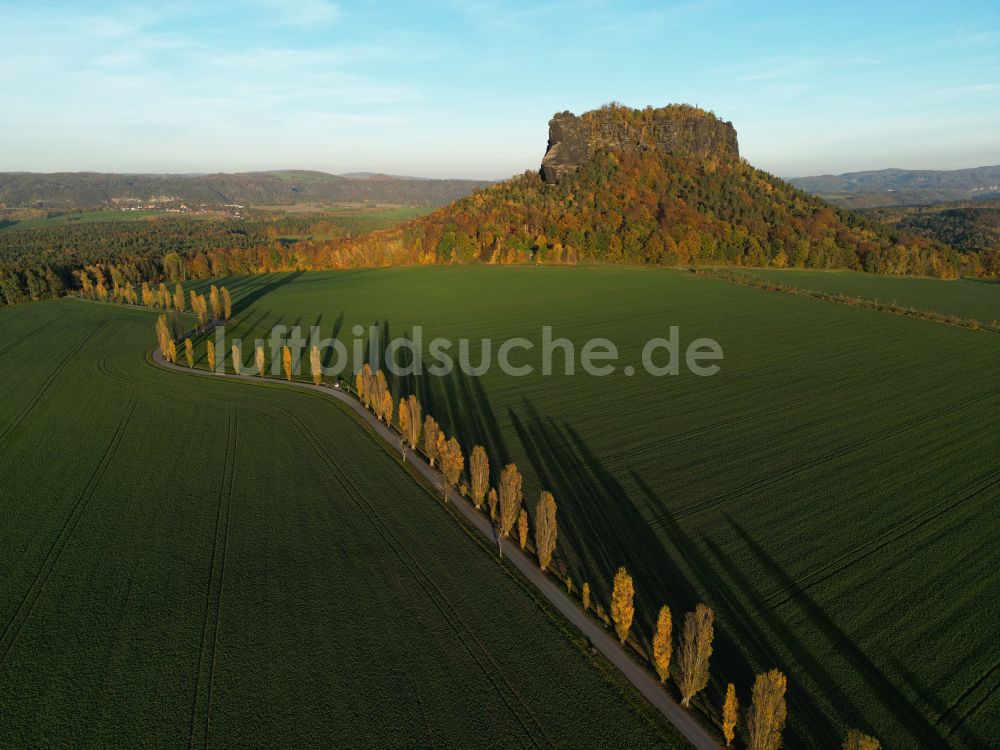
152,309,884,748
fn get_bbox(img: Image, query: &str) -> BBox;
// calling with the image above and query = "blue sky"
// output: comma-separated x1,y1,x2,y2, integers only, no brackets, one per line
1,1,998,179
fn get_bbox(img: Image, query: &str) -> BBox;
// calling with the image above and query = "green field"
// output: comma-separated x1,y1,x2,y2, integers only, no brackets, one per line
0,299,684,748
732,268,1000,324
0,209,209,231
181,266,1000,749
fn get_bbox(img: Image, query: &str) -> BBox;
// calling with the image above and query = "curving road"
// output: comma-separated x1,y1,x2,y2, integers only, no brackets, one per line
151,348,723,750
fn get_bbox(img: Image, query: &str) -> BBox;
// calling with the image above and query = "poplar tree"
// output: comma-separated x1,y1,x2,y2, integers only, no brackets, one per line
210,285,221,320
310,345,322,385
582,582,591,611
155,315,170,355
381,392,394,427
173,281,185,312
221,286,233,320
517,509,528,550
423,416,439,466
232,343,242,375
404,396,421,453
255,345,265,376
158,282,170,309
498,463,522,537
746,670,787,750
166,339,177,364
439,436,464,500
282,345,292,381
677,604,714,707
722,683,738,746
534,491,557,570
469,445,489,509
652,605,673,683
611,566,635,645
487,487,498,521
184,338,194,368
207,339,216,373
398,400,411,459
842,730,880,750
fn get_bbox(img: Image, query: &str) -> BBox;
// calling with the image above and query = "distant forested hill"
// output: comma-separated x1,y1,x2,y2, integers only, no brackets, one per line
863,198,1000,254
0,170,492,209
790,165,1000,208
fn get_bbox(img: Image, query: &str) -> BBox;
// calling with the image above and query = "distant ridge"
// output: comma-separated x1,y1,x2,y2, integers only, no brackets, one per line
0,170,493,209
790,165,1000,208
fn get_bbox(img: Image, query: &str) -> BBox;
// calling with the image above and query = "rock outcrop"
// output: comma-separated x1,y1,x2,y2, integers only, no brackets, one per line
540,104,739,183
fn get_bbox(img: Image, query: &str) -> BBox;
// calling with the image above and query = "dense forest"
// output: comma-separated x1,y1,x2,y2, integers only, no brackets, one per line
1,149,997,306
863,199,1000,256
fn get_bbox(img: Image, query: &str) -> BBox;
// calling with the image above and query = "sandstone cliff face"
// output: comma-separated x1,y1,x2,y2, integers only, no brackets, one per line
540,104,739,183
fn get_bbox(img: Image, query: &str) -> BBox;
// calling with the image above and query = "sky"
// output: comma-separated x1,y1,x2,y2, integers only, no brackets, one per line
1,1,998,179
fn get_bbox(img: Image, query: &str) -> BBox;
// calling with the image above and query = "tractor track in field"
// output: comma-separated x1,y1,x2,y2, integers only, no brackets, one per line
941,659,1000,736
0,322,105,445
766,468,1000,609
0,310,68,360
604,364,914,466
651,384,1000,525
0,397,136,667
188,404,238,750
276,404,556,750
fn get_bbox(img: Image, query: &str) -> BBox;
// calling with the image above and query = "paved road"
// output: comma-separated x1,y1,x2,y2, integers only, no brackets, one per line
151,349,723,750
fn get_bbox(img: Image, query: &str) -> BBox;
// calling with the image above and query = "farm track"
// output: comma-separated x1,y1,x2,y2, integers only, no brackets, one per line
274,404,556,750
0,321,105,444
652,384,1000,525
0,397,136,667
940,659,1000,737
188,405,238,750
766,468,1000,609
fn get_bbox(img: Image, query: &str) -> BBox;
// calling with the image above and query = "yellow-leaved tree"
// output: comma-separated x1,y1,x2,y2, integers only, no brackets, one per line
173,281,184,312
582,582,591,611
487,487,498,521
404,396,421,454
423,416,439,466
842,729,880,750
677,603,714,707
517,509,529,550
166,339,177,364
221,286,232,320
652,605,673,683
469,445,489,509
439,435,464,500
722,682,738,746
611,566,635,645
746,669,787,750
498,463,522,538
232,343,241,375
534,491,557,570
255,345,265,377
381,392,394,428
207,339,216,373
210,285,221,320
310,344,322,385
184,338,194,368
282,345,292,381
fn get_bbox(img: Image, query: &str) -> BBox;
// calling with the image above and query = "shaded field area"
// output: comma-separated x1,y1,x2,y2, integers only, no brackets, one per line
731,268,999,324
187,266,1000,749
0,299,682,749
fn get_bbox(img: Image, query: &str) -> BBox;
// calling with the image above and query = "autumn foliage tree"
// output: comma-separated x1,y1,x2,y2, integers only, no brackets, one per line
746,669,787,750
282,345,292,381
469,445,489,510
221,286,232,320
184,338,194,368
652,605,673,683
155,314,171,356
210,284,221,320
423,416,440,466
207,339,216,373
310,344,322,385
232,343,242,374
381,392,394,428
438,435,464,500
498,463,522,538
677,603,714,707
534,491,557,570
582,582,590,611
487,487,498,521
166,339,177,364
722,682,738,746
517,509,528,550
255,345,265,377
610,567,635,644
173,281,184,312
842,729,881,750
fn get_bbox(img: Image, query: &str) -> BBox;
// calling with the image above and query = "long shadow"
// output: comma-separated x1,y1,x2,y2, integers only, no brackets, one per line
716,517,960,749
231,271,303,316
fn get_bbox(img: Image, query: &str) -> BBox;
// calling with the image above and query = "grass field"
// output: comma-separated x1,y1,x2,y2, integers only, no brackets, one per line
0,299,685,748
731,268,1000,324
182,266,1000,749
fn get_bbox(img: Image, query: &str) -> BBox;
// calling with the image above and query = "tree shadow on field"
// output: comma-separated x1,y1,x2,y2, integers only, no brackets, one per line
232,271,304,316
705,518,959,749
